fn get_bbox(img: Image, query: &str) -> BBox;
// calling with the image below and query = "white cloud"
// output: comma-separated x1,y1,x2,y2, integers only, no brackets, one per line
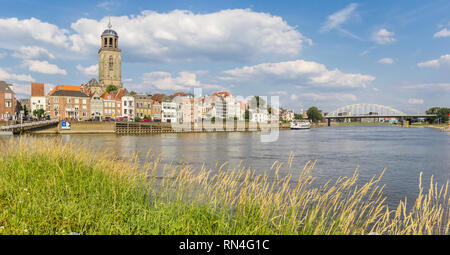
0,10,312,63
23,60,67,75
69,9,311,62
407,98,424,104
0,17,70,51
12,46,55,59
372,29,396,45
378,57,394,64
269,90,287,95
221,59,375,88
417,54,450,69
402,83,450,91
320,3,358,32
301,92,357,102
97,1,119,11
0,68,35,82
290,94,298,100
76,64,98,76
433,28,450,38
140,71,224,91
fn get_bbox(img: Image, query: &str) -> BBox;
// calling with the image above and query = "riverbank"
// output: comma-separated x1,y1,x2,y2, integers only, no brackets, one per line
0,137,448,235
334,122,392,126
30,121,293,135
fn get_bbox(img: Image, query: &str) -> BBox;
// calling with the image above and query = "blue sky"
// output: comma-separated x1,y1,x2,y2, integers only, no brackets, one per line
0,0,449,113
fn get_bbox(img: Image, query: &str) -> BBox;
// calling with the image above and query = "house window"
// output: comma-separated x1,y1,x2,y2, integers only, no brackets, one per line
4,93,11,99
5,101,11,107
54,98,58,103
75,98,79,104
82,99,87,105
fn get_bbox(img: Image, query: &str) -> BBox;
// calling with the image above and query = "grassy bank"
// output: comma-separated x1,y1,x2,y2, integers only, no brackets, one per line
0,137,449,235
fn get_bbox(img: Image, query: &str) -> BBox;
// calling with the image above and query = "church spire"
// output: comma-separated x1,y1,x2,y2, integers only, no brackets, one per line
108,16,112,29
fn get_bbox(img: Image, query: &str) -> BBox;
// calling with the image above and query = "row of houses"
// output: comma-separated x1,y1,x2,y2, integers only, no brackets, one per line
27,82,295,123
1,80,300,123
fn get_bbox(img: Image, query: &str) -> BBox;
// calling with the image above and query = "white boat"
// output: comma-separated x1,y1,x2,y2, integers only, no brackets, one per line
290,121,311,130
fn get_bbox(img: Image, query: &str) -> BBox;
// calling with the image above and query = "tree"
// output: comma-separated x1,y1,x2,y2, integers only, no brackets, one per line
244,110,250,122
23,105,28,117
33,109,45,119
135,116,141,122
250,96,266,109
129,91,137,96
106,85,118,93
426,107,450,123
294,113,303,120
307,106,323,123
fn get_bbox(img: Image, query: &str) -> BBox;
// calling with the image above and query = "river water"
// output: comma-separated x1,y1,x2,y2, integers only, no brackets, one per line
3,125,450,208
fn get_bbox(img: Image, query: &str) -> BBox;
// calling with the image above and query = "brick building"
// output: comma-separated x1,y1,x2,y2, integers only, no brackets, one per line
30,82,46,115
102,89,126,120
0,81,16,121
134,94,153,119
48,85,91,121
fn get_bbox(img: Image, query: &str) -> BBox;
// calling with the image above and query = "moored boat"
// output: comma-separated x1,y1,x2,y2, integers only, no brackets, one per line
290,121,311,130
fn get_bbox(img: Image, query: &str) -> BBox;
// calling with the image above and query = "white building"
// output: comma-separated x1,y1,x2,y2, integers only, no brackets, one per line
90,91,103,121
30,96,46,114
250,109,269,123
122,95,135,121
161,100,177,123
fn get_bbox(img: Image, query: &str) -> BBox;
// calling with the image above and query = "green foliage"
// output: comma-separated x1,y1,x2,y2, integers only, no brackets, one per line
135,116,141,122
426,107,450,123
244,110,250,122
294,113,303,120
306,106,323,123
249,96,266,109
106,85,118,93
32,109,45,119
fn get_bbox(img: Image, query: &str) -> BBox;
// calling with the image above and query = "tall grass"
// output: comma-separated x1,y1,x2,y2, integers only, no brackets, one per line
0,137,448,235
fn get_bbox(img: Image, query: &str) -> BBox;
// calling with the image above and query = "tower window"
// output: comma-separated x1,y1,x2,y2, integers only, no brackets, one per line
109,38,113,48
104,38,107,47
109,56,114,71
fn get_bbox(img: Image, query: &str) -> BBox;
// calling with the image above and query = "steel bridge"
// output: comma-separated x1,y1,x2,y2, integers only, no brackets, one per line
324,104,437,126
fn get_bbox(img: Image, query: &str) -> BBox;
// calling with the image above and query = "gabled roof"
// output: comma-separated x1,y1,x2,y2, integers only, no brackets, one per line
51,90,90,98
0,81,14,93
151,94,166,103
49,85,89,96
101,89,127,101
212,91,231,97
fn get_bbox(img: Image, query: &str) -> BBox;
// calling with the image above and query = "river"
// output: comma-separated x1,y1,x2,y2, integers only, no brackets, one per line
3,125,450,208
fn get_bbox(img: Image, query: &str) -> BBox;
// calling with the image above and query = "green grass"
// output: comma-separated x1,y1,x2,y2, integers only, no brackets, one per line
0,137,449,235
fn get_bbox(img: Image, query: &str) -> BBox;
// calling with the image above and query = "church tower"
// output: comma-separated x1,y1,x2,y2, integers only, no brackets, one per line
98,20,122,89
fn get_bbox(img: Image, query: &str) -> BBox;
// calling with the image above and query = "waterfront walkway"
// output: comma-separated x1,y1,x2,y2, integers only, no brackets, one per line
0,120,59,134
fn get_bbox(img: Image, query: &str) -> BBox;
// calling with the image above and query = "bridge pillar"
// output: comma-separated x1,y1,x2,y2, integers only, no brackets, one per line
327,118,331,127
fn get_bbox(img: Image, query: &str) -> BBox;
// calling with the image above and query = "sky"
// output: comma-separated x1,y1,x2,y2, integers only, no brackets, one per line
0,0,449,113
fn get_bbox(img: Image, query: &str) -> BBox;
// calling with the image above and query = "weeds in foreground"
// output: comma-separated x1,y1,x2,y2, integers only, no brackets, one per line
0,137,448,235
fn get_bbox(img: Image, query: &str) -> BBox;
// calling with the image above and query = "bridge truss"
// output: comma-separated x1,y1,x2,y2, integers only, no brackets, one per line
327,104,406,117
